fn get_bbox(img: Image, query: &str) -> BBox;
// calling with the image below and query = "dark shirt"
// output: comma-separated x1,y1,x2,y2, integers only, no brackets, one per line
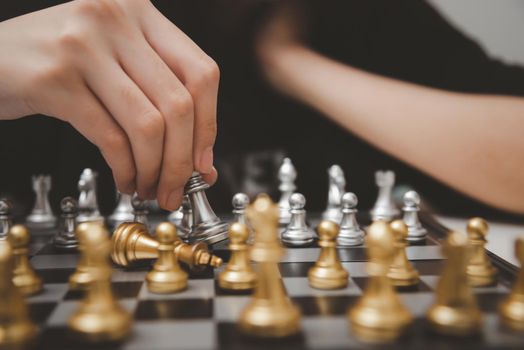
1,0,523,221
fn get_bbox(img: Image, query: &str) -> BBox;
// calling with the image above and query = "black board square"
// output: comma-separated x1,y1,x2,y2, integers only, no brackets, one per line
64,281,143,300
135,299,213,320
29,302,57,324
217,322,305,350
36,268,76,284
278,262,314,277
214,279,254,296
292,295,358,316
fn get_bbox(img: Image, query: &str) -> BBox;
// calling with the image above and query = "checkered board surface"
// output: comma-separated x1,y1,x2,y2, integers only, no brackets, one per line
24,213,523,350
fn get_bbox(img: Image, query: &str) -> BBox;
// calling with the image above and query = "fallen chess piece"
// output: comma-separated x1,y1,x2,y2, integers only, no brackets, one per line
111,222,222,271
8,225,42,296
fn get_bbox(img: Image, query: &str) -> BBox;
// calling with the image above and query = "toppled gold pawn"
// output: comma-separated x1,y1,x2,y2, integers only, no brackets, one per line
218,222,256,290
427,231,482,336
308,221,349,289
111,222,222,270
466,218,497,287
0,241,37,347
146,223,188,293
68,223,131,342
499,238,524,331
8,225,42,295
387,220,419,287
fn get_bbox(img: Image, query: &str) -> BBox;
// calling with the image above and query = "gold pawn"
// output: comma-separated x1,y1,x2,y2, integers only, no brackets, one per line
69,225,91,290
499,238,524,331
218,222,256,290
146,223,188,293
239,194,301,337
308,221,349,289
68,222,131,342
466,218,497,287
387,220,419,287
0,241,37,347
348,221,413,343
8,225,42,295
426,231,482,336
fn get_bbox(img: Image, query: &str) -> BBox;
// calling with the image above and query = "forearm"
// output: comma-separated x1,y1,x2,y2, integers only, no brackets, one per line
265,45,524,214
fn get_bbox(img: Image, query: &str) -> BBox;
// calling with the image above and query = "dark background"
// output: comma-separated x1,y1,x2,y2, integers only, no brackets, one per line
1,0,524,221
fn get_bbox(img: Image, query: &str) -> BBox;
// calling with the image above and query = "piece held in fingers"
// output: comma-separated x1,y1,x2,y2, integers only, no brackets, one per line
109,192,134,229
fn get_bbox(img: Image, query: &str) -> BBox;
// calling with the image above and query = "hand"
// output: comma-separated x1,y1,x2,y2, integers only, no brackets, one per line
0,0,218,210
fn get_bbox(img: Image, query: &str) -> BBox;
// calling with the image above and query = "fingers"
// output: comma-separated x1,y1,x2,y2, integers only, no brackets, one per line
202,167,218,186
140,2,219,175
83,53,164,199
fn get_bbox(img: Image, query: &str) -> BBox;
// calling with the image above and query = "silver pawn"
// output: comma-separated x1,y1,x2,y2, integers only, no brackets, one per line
177,196,192,241
77,168,104,224
337,192,364,246
0,199,12,240
278,158,297,226
26,175,56,229
322,165,346,223
232,193,252,242
168,206,184,226
185,172,228,245
131,193,149,229
53,197,79,250
109,192,134,228
402,191,427,243
370,170,400,221
282,193,315,247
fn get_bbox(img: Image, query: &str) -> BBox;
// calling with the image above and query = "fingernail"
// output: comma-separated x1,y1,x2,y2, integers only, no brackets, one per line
165,189,182,211
199,147,214,174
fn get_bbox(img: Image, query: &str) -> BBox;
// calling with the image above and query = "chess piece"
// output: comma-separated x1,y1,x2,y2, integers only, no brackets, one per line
177,196,192,241
69,224,92,290
281,193,315,247
426,231,482,336
53,197,79,250
146,223,188,293
77,168,104,224
387,220,419,287
131,193,149,229
499,238,524,331
232,193,253,242
112,222,222,270
168,206,184,226
109,192,134,228
239,194,301,337
466,217,497,287
0,199,12,240
8,225,42,296
402,191,427,243
26,174,56,229
185,172,228,245
348,221,412,343
308,220,349,289
278,158,297,226
68,222,131,342
337,192,364,246
370,170,399,221
219,222,256,290
0,241,37,347
322,165,346,223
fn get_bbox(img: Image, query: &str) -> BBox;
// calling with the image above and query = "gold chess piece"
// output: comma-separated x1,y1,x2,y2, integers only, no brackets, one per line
387,220,419,287
8,224,43,295
111,222,222,270
0,240,37,347
308,220,349,289
146,223,188,293
466,217,497,287
499,238,524,331
427,231,482,336
69,223,92,290
348,221,413,343
239,194,301,337
218,222,256,290
68,222,131,342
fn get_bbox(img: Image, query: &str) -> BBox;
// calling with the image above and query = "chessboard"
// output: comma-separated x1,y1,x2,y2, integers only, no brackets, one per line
23,211,523,350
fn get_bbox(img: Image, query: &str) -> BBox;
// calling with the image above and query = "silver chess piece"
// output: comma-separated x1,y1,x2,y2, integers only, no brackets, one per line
370,170,400,221
109,192,134,228
278,158,297,226
232,193,252,242
168,206,184,226
26,175,57,229
177,196,192,241
77,168,104,224
185,172,228,245
0,199,12,240
53,197,79,250
337,192,364,246
322,165,346,223
131,193,149,229
402,191,427,243
282,193,315,247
